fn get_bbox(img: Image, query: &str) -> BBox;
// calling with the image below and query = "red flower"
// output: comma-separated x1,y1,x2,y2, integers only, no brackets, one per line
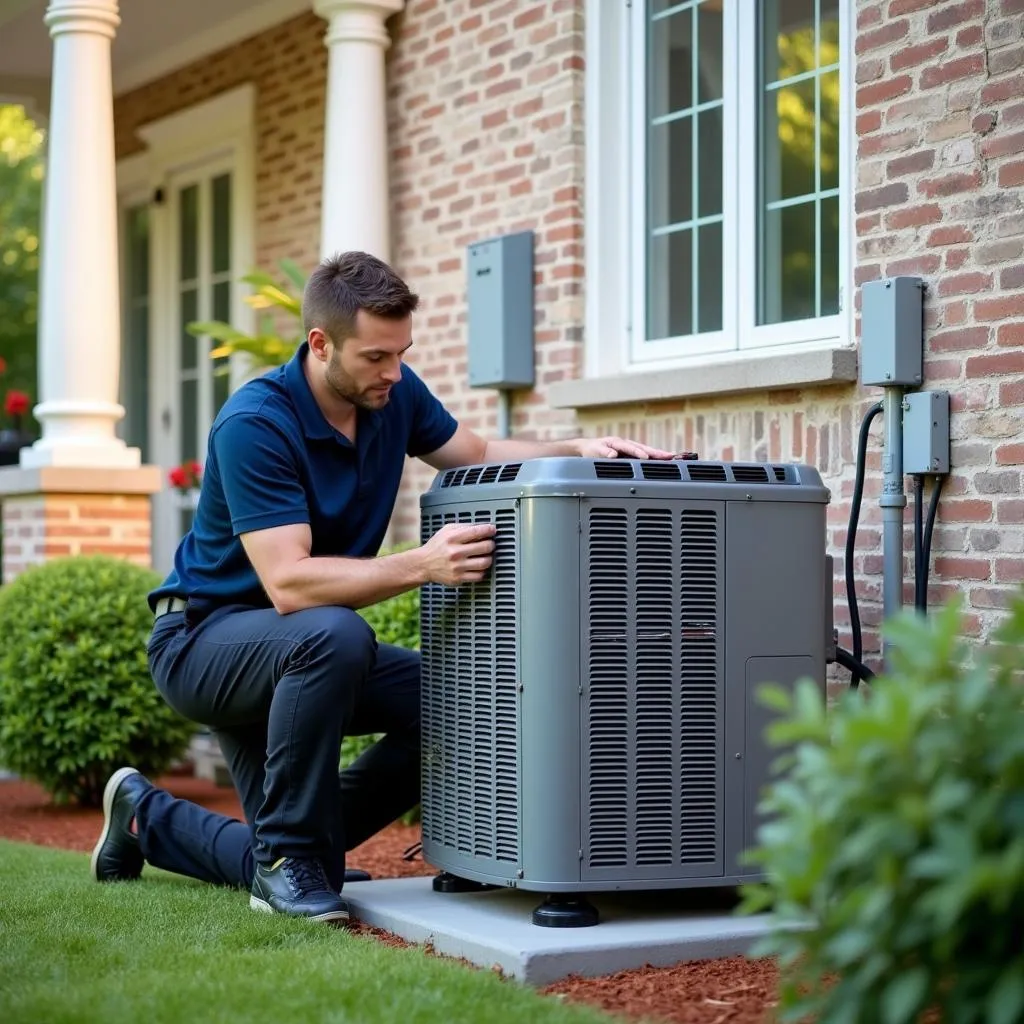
168,460,203,492
168,467,188,488
4,390,30,417
186,459,202,476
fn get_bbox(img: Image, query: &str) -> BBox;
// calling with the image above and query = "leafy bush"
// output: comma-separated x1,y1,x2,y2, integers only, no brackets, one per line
0,555,197,806
740,594,1024,1024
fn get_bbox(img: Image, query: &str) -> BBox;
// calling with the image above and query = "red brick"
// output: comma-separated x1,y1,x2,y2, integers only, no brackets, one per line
972,112,998,134
888,254,941,276
956,25,984,47
998,323,1024,347
1004,0,1024,12
942,300,969,325
918,170,983,197
890,0,938,13
936,272,993,296
856,182,910,212
857,110,883,134
996,444,1024,465
1001,379,1024,406
891,38,949,71
990,45,1024,76
887,149,935,176
995,559,1024,584
921,54,986,88
928,225,973,246
1000,157,1024,187
857,20,910,54
982,131,1024,159
982,75,1024,103
939,500,993,523
998,501,1024,523
929,326,991,351
967,351,1024,376
858,3,883,27
1002,265,1024,290
975,296,1024,322
885,203,941,228
857,76,913,107
928,0,985,32
934,557,991,580
860,127,921,156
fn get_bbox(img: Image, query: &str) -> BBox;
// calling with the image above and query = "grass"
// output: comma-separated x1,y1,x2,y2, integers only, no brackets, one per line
0,840,612,1024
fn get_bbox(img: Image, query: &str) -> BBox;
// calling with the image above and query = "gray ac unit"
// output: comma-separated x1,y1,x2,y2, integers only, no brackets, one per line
418,457,831,927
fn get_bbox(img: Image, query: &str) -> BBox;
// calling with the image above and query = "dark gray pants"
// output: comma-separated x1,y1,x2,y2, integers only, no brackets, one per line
140,603,421,891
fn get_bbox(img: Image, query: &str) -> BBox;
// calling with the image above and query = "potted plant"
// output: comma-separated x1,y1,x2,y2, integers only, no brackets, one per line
0,357,34,468
168,459,203,510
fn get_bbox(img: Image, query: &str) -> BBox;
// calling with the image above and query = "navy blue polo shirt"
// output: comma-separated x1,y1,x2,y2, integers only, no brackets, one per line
148,341,458,613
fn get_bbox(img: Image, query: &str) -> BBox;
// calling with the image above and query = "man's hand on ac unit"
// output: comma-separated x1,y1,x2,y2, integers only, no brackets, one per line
572,436,676,460
419,522,497,587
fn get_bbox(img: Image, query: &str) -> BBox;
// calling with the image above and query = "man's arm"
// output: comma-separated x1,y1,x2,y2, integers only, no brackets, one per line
241,520,496,615
419,422,675,471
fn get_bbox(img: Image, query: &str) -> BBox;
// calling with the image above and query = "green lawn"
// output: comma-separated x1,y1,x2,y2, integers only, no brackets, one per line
0,840,613,1024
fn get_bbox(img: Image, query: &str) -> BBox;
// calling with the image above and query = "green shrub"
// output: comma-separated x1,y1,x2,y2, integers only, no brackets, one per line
740,594,1024,1024
0,555,196,807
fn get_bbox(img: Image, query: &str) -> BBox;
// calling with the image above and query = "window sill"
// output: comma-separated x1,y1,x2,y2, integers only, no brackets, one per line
548,344,859,410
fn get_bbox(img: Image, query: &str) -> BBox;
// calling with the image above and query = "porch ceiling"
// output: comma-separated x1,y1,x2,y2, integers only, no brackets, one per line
0,0,310,112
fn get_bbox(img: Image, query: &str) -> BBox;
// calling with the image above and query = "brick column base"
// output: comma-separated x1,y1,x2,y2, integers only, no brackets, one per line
0,466,163,583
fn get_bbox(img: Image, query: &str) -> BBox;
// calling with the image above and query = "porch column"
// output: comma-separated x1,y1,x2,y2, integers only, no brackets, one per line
24,0,137,470
313,0,404,261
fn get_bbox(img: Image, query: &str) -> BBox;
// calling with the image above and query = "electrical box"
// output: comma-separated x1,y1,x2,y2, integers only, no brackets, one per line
903,390,950,475
860,277,925,387
466,231,535,390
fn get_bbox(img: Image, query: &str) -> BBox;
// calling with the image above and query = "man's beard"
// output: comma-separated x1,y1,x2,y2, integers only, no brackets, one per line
325,354,389,410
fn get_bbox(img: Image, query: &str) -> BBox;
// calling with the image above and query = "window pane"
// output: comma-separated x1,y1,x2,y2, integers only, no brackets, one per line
645,0,724,342
761,201,815,324
212,173,232,275
757,0,842,326
180,288,198,371
212,281,231,416
648,229,692,340
179,185,198,282
121,204,150,460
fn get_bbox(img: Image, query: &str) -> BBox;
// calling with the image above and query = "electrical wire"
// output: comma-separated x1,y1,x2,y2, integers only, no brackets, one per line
834,645,876,684
919,474,945,614
846,402,884,688
913,474,925,611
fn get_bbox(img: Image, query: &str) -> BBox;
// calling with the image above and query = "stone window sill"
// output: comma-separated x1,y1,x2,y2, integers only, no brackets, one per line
548,345,859,411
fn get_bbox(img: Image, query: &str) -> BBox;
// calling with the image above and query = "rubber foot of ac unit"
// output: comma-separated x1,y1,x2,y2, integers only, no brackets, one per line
431,871,498,893
532,895,600,928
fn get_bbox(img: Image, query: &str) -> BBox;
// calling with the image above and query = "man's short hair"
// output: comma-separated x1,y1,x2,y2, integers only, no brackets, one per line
302,251,420,344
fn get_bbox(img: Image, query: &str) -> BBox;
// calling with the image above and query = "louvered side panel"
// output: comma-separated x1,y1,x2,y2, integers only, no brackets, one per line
678,508,720,865
585,508,630,867
419,504,519,866
634,508,676,866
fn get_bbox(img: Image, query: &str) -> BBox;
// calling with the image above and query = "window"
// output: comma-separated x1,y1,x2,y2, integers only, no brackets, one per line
586,0,850,375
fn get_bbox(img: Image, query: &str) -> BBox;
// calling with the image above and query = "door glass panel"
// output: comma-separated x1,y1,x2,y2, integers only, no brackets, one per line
120,203,150,460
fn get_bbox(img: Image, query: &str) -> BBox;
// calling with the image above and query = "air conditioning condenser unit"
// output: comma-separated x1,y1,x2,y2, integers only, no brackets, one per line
418,457,831,927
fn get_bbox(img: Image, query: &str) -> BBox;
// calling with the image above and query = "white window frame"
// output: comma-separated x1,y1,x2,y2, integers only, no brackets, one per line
585,0,855,379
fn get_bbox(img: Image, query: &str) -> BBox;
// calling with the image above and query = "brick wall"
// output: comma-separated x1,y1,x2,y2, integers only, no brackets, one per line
2,494,153,581
114,11,327,275
385,0,584,536
383,0,1023,667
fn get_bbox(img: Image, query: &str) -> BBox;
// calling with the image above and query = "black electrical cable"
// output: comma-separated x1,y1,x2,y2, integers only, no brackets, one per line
919,474,945,614
834,645,876,684
846,401,884,688
913,474,925,611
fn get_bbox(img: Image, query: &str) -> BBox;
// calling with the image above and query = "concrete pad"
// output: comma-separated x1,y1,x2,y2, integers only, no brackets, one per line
342,877,776,986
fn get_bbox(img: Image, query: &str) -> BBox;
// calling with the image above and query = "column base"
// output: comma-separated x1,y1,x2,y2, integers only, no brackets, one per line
18,437,142,470
0,465,162,583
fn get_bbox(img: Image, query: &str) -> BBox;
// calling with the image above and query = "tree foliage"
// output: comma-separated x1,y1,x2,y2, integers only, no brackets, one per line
0,104,43,420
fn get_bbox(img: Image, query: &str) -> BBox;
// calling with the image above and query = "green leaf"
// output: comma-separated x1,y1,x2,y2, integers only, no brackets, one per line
881,968,928,1024
987,968,1024,1024
278,257,308,293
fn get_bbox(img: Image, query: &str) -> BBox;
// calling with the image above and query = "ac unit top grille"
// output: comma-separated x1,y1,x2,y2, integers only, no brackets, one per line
423,458,824,501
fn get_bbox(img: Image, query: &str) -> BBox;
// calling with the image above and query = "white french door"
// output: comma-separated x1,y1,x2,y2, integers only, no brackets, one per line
146,159,237,572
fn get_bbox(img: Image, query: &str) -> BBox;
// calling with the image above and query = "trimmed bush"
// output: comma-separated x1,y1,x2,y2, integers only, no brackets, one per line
0,555,196,807
740,594,1024,1024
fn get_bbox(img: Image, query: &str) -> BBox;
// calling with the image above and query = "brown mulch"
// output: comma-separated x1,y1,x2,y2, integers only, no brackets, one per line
0,774,779,1024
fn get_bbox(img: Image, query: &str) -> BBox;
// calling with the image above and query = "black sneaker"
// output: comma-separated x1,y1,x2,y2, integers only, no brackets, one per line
90,766,153,882
250,858,351,924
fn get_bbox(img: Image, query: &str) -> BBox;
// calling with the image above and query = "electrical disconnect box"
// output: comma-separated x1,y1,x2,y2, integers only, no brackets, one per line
466,231,535,390
860,277,925,388
903,390,950,475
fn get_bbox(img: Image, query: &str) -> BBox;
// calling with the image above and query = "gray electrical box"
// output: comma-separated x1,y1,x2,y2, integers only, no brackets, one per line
466,231,535,389
860,277,925,387
903,390,950,475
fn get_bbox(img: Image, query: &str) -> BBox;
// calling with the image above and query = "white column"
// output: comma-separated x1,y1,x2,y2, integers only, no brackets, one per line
23,0,139,469
313,0,404,261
